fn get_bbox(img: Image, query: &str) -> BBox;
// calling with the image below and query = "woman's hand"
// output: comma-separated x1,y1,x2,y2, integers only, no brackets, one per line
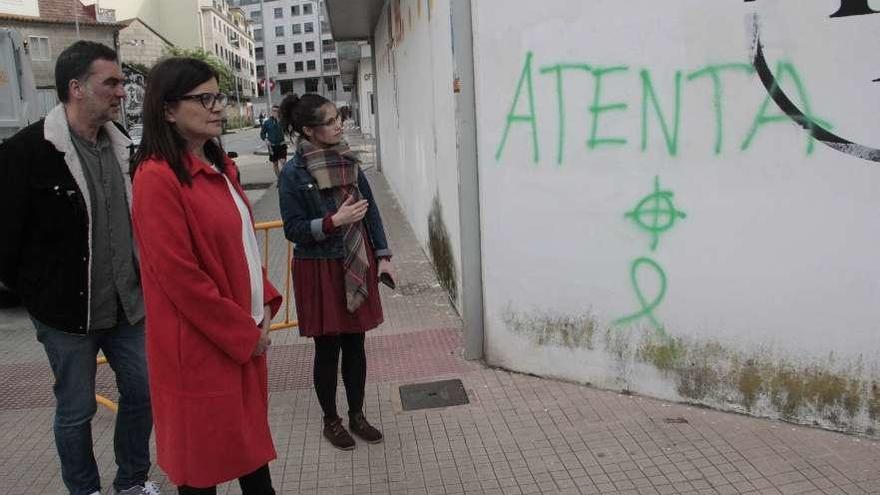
378,258,395,282
331,195,369,227
252,305,273,357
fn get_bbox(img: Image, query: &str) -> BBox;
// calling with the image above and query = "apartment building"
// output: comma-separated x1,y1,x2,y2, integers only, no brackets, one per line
231,0,350,104
98,0,258,98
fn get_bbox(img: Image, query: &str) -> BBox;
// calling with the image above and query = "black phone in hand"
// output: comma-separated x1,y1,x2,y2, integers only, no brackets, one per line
379,272,396,290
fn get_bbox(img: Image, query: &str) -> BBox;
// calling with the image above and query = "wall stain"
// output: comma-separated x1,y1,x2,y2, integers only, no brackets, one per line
427,195,458,302
506,310,880,436
503,308,597,350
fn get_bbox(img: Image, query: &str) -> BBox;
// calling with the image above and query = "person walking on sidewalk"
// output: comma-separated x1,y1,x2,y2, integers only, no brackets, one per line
277,93,395,450
0,41,157,495
130,57,283,495
260,105,285,177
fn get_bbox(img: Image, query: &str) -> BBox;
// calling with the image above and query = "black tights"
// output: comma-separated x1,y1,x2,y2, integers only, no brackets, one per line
177,464,274,494
313,333,367,420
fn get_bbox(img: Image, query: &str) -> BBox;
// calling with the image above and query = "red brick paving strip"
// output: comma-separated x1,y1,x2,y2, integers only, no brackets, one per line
0,327,475,411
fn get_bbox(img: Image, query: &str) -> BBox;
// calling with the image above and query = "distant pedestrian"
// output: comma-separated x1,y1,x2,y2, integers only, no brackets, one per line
278,93,394,450
258,112,264,125
131,57,283,494
0,40,157,495
260,105,285,177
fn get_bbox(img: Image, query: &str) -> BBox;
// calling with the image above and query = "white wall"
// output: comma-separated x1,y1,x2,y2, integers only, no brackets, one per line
0,0,38,17
473,0,880,434
356,55,374,136
374,0,462,305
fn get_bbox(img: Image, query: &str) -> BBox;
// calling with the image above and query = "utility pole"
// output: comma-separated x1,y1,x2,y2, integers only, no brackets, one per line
73,0,80,39
317,1,324,98
259,0,272,112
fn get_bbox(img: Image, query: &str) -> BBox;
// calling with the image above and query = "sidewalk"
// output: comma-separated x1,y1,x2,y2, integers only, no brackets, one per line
0,133,878,494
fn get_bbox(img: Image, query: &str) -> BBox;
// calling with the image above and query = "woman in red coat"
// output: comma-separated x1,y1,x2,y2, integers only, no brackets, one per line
130,58,282,494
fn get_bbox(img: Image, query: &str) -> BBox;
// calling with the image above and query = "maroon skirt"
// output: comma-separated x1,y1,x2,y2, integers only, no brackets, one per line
292,238,384,337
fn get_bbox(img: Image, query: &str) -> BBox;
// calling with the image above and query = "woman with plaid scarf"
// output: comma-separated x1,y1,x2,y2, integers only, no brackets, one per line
277,93,395,450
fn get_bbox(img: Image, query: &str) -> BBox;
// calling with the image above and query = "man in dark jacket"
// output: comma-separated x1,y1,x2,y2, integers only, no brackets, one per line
260,104,286,177
0,41,157,495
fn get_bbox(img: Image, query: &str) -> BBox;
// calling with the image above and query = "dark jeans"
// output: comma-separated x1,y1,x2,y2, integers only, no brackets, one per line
313,333,367,420
34,317,152,495
178,464,275,494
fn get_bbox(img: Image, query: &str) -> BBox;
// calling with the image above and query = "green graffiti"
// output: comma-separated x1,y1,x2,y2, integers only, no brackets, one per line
495,51,539,164
741,60,832,154
540,63,592,165
614,257,667,333
495,53,831,166
640,69,683,156
617,176,686,334
686,63,755,155
624,176,687,251
588,65,629,149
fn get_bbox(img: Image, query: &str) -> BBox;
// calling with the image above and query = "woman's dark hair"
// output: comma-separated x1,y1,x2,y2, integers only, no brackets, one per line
131,57,226,185
278,93,332,139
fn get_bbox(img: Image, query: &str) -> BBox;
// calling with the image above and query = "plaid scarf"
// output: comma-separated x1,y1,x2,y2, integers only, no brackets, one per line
299,139,369,312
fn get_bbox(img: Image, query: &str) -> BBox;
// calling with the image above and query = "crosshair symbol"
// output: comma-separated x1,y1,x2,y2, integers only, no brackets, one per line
624,176,687,251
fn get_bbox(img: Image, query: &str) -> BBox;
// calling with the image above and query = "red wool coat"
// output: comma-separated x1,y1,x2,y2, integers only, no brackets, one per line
131,153,282,488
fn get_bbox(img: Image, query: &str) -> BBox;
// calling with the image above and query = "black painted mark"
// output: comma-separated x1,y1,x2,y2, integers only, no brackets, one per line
749,16,880,162
744,0,880,18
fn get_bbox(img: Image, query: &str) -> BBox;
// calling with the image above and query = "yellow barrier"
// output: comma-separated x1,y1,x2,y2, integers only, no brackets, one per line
95,220,296,412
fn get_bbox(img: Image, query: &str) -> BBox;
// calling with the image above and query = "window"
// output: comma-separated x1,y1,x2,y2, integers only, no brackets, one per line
294,61,304,72
256,65,265,78
215,43,219,54
275,25,284,37
304,22,314,33
28,36,50,61
254,29,262,41
306,59,316,71
305,41,314,52
324,76,336,91
303,3,313,15
322,39,335,52
305,77,318,92
277,63,287,73
321,21,329,31
291,23,301,34
249,10,261,20
273,7,283,18
255,46,263,59
276,44,286,55
291,5,300,15
293,42,303,53
323,58,337,72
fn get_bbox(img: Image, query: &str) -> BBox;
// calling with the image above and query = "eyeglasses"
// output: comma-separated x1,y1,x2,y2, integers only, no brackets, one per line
315,114,342,127
169,92,228,110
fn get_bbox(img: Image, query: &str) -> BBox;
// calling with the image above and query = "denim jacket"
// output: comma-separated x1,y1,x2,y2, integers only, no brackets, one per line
278,152,391,260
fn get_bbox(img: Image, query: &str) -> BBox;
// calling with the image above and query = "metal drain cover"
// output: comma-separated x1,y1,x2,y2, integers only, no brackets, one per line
399,379,469,411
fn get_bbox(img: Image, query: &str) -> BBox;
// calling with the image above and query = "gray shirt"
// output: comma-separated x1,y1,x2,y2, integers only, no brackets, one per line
70,127,144,329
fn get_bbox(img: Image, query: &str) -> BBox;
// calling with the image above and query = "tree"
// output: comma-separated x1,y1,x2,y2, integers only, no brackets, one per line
165,46,235,95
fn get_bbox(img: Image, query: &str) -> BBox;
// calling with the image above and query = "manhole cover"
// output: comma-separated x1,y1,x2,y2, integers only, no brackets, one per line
399,379,469,411
663,417,689,424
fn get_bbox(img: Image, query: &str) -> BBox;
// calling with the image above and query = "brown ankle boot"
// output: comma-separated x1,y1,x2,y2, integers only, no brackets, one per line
323,417,355,450
349,412,383,444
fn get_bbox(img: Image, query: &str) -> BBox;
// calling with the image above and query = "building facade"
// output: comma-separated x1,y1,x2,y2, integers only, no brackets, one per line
98,0,257,99
118,18,173,68
0,0,120,115
231,0,350,107
200,1,257,98
327,0,880,438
